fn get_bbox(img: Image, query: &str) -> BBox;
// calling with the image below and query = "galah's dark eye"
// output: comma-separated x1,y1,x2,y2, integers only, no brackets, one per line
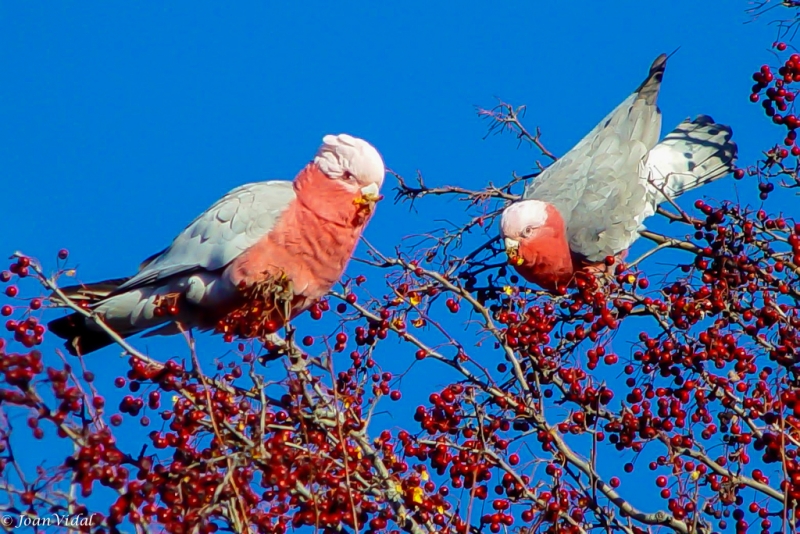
343,171,356,181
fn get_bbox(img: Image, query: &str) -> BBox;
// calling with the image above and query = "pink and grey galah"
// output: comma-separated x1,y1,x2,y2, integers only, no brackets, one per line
500,54,738,291
48,134,385,355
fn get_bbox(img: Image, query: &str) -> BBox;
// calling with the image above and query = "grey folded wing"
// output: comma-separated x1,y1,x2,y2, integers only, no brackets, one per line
115,180,296,293
522,55,665,261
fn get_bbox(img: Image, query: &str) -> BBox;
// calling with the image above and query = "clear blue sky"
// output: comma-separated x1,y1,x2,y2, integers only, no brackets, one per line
0,1,787,529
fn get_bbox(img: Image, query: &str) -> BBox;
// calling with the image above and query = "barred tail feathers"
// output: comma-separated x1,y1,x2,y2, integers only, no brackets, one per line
645,114,737,199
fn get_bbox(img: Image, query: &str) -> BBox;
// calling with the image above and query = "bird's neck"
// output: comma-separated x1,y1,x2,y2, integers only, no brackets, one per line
293,164,365,227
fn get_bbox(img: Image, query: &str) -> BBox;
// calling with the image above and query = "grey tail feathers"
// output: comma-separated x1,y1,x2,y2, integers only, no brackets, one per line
649,114,738,198
47,277,130,356
47,314,125,356
635,54,667,106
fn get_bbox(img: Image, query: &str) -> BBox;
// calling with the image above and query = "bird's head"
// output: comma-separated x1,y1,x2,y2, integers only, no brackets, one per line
499,200,550,268
314,134,385,213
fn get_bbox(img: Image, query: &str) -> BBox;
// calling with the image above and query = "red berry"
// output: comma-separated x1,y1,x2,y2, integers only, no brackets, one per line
263,320,278,334
58,249,69,260
5,286,18,298
521,510,534,522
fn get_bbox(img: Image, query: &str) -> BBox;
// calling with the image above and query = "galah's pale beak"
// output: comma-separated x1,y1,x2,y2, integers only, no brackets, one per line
504,237,524,267
354,182,383,212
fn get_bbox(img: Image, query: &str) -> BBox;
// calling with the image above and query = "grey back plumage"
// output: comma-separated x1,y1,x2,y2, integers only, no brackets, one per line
522,54,736,262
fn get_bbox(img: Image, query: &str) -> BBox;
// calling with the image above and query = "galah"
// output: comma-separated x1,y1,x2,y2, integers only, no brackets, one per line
48,134,385,355
500,54,737,291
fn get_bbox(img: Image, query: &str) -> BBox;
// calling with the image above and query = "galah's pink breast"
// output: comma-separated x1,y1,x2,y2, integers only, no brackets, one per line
225,165,370,320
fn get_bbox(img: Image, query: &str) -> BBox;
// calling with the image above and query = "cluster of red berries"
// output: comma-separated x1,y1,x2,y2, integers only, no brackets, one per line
496,304,556,358
0,347,42,393
751,47,800,132
4,315,45,348
0,256,47,348
747,44,800,196
413,386,465,437
66,429,129,498
351,309,391,347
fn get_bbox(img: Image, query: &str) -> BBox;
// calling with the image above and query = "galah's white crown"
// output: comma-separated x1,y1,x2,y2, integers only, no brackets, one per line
314,134,385,190
500,200,549,238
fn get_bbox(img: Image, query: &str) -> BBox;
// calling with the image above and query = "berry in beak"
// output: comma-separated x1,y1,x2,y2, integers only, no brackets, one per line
504,237,523,267
354,182,382,210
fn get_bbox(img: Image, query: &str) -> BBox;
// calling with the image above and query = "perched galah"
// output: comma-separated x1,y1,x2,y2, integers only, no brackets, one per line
500,54,737,291
48,134,385,355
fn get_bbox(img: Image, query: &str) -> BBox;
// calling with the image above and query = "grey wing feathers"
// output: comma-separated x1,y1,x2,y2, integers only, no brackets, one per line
116,180,296,292
564,139,651,261
522,54,666,260
644,115,737,208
